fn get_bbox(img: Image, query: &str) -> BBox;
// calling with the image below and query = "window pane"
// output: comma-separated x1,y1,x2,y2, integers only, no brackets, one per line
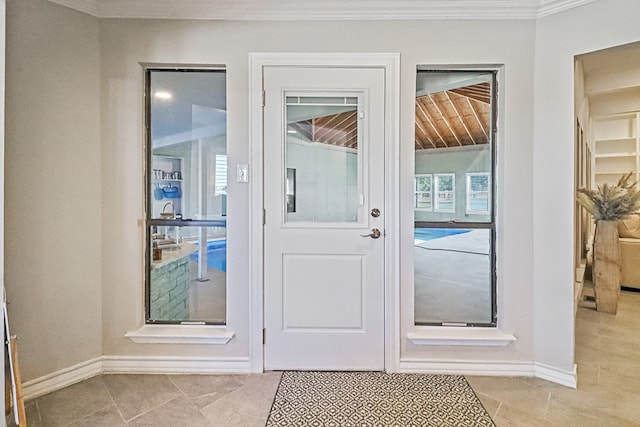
415,175,432,210
149,225,226,323
434,174,455,212
149,70,227,222
284,94,360,223
147,69,226,324
414,228,492,324
467,173,490,214
414,69,495,326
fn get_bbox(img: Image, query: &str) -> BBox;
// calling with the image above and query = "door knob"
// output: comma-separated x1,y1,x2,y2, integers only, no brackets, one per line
361,228,381,239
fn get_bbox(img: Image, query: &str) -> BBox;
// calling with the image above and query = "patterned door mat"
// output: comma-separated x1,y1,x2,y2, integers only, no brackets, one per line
266,371,495,426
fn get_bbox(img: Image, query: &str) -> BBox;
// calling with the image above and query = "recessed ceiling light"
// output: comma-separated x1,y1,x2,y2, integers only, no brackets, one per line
154,91,172,100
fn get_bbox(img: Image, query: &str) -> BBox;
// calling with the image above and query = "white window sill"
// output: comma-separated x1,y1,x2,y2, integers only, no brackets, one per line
126,324,234,345
407,326,516,347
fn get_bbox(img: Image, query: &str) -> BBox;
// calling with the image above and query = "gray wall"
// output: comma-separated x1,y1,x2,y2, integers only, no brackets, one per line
5,0,102,380
5,3,538,381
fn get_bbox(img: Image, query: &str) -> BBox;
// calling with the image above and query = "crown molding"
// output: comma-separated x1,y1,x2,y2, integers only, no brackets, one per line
537,0,597,18
47,0,598,20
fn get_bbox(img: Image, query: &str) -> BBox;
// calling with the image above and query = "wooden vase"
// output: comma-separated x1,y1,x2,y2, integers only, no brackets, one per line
592,219,621,314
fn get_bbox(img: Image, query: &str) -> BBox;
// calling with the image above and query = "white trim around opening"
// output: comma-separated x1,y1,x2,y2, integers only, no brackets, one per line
248,52,401,373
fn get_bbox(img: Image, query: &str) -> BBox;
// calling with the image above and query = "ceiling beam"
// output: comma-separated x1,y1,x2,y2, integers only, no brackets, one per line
416,75,490,98
428,94,462,147
466,98,489,142
446,92,476,145
416,99,447,148
415,118,436,149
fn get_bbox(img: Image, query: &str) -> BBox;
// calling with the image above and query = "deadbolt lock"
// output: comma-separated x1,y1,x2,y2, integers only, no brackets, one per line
371,208,381,218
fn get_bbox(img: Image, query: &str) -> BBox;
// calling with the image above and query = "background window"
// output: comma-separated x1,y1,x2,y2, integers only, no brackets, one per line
466,173,490,214
415,174,433,210
146,69,227,325
434,173,455,212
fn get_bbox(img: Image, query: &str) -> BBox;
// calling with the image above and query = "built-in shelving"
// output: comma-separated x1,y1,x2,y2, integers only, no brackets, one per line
593,112,640,188
151,155,184,218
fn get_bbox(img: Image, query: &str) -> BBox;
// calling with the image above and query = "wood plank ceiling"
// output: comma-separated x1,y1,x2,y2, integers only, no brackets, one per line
415,82,491,150
288,82,491,150
288,110,358,149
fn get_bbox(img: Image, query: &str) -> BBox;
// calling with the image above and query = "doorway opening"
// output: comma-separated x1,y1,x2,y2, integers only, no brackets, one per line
249,53,400,372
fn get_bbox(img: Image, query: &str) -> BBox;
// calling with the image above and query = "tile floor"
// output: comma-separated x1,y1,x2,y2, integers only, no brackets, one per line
8,290,640,426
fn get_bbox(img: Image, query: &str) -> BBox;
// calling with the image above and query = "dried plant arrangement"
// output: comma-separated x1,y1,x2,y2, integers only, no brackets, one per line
576,172,640,221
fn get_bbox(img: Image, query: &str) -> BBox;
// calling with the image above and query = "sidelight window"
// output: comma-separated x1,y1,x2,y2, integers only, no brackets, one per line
145,68,227,325
414,68,497,327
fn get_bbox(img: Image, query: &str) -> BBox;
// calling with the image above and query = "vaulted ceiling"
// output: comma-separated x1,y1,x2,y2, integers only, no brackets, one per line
49,0,597,20
289,111,359,149
415,83,491,150
288,81,490,150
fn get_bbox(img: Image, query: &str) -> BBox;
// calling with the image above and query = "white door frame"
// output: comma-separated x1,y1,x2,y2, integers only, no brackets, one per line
248,53,400,372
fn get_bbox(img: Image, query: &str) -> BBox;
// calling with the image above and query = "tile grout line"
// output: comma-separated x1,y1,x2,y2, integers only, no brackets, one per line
493,401,503,421
165,373,216,425
121,374,187,424
58,375,122,427
99,374,129,426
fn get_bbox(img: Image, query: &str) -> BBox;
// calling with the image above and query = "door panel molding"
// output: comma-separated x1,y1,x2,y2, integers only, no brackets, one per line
248,53,400,372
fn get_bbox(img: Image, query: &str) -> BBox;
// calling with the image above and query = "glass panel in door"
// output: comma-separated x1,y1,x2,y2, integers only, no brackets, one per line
284,95,361,224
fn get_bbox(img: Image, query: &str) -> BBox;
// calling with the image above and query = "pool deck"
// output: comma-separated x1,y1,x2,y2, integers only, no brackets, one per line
414,229,492,324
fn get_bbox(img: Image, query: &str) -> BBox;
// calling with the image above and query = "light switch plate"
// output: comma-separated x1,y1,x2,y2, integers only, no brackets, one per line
237,164,249,183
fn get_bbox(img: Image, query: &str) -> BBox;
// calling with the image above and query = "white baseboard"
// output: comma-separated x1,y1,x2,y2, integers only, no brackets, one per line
22,357,103,401
398,358,577,388
23,356,577,401
101,355,252,374
534,362,577,388
22,355,253,401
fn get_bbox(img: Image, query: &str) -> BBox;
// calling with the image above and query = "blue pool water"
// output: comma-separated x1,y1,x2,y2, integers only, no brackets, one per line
190,230,464,271
190,240,226,272
414,228,470,241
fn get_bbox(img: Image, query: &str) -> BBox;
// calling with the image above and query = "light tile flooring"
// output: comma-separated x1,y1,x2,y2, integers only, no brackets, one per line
9,290,640,426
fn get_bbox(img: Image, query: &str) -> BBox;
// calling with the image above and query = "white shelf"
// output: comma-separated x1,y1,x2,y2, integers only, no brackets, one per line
594,114,637,140
152,155,184,218
593,112,639,188
594,153,636,159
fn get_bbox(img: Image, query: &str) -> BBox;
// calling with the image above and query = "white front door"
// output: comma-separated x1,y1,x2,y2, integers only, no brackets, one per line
263,66,386,370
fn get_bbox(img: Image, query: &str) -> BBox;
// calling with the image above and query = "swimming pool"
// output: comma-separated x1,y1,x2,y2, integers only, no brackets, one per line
189,240,226,272
189,230,465,271
414,228,470,241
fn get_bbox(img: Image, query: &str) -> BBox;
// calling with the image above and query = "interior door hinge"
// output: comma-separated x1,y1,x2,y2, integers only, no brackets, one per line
262,90,266,107
263,209,266,225
262,328,266,345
